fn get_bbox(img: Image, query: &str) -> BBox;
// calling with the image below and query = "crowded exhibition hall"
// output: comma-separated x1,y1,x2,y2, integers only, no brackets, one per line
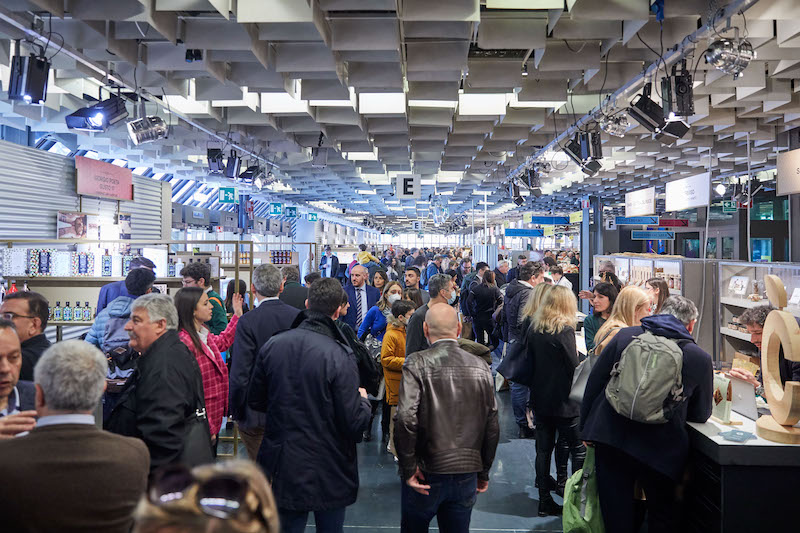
2,0,800,532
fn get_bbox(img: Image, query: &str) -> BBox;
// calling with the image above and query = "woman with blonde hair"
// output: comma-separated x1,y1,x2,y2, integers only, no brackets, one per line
134,460,279,533
526,286,585,517
520,282,554,325
593,286,652,355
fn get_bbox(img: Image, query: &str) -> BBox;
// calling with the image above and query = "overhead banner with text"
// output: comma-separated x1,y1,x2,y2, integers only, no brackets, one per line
665,173,710,212
396,173,421,199
625,187,656,217
777,147,800,196
75,156,134,201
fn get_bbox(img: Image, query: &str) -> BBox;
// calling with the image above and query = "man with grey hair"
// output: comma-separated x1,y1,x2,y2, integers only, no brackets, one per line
494,260,510,286
580,295,713,531
107,293,211,471
230,263,300,458
0,340,149,532
280,265,309,311
406,273,457,356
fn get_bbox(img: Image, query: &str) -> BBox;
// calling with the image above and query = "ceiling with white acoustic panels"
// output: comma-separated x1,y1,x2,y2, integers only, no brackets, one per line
0,0,797,230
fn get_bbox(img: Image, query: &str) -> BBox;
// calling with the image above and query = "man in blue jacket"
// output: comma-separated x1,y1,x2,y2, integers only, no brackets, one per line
581,296,713,533
85,269,155,351
248,277,371,532
341,265,380,333
96,256,156,314
423,255,444,289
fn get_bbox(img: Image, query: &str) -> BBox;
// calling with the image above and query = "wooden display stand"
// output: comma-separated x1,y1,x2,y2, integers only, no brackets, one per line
755,275,800,444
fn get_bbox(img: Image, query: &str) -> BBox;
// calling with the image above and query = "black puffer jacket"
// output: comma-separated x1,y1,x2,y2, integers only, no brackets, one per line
248,310,371,512
503,280,533,343
106,330,208,472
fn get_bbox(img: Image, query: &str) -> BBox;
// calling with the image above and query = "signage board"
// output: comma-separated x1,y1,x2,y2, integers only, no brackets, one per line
665,173,710,212
615,216,659,225
543,226,555,236
632,230,675,240
308,213,318,222
268,202,283,216
777,147,800,196
569,211,583,224
657,218,689,227
411,220,423,231
605,217,617,231
528,216,570,225
504,228,544,237
75,156,134,201
625,187,656,217
284,206,297,218
218,187,236,203
722,200,738,213
396,173,421,199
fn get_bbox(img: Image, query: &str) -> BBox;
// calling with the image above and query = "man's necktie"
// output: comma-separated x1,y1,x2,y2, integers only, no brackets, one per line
355,287,363,328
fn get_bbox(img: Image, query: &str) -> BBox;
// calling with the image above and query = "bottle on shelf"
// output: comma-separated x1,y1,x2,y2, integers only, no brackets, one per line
168,259,176,278
63,301,72,321
174,257,185,278
84,302,92,321
22,280,29,292
73,302,82,321
8,281,18,294
101,250,113,277
53,302,62,321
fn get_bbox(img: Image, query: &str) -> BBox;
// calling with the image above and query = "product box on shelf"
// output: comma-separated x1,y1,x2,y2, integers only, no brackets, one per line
28,249,56,277
71,252,95,277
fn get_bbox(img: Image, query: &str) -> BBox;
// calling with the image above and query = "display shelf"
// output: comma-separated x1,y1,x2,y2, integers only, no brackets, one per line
8,276,187,283
720,326,753,343
593,254,683,295
669,288,682,295
49,320,94,327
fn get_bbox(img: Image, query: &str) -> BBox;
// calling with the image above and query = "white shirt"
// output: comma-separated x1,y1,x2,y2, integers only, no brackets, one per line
37,414,95,428
554,276,573,290
321,254,335,277
353,284,370,321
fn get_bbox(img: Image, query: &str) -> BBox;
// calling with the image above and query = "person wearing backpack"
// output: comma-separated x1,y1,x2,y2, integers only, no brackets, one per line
580,296,713,533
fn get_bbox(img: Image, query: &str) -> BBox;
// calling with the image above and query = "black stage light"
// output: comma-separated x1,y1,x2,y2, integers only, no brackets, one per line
628,83,665,133
65,96,128,132
238,165,260,181
185,49,203,63
531,187,542,198
207,148,225,173
563,134,584,168
127,115,167,145
582,160,602,177
582,131,603,160
8,53,50,105
225,151,242,179
662,60,694,120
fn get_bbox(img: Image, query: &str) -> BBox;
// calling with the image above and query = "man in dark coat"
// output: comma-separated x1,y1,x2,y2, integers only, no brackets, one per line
230,264,300,459
106,293,209,472
0,291,51,381
279,265,309,311
248,278,371,532
319,245,340,279
581,296,713,533
341,265,380,332
0,320,36,438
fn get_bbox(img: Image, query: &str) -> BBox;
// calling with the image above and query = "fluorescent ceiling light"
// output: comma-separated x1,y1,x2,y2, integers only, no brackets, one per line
458,93,508,116
353,200,369,204
388,206,404,211
409,100,458,108
355,189,376,194
345,151,378,161
440,191,454,195
359,92,406,114
421,179,435,185
385,200,400,204
260,92,309,114
448,200,464,204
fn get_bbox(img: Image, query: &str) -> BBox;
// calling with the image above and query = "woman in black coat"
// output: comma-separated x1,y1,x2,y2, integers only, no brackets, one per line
468,271,503,347
526,285,585,517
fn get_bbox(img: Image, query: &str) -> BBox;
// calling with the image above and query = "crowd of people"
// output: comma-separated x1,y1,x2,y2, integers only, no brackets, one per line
0,244,727,533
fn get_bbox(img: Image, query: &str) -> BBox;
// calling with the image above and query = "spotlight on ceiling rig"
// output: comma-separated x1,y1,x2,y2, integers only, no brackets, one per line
662,59,694,120
127,115,167,145
65,96,128,132
628,83,689,145
510,182,525,206
705,38,755,79
8,48,50,105
207,148,225,173
225,151,242,179
562,132,601,176
600,112,629,137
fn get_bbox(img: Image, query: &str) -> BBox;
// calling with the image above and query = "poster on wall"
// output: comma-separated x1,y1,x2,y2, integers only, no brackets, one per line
75,156,134,201
57,211,100,240
118,213,132,240
625,187,656,217
665,173,710,212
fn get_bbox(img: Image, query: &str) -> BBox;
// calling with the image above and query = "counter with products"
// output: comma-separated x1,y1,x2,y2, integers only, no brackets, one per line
685,411,800,532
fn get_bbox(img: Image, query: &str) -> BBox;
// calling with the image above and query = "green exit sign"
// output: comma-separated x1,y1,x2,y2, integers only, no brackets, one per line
285,206,297,218
722,200,737,213
269,202,283,216
308,213,318,222
218,187,236,203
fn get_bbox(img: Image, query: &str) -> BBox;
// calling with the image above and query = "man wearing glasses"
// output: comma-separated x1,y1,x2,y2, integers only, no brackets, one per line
0,292,51,381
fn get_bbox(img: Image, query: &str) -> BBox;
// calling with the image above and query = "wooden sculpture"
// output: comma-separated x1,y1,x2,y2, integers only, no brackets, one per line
755,275,800,444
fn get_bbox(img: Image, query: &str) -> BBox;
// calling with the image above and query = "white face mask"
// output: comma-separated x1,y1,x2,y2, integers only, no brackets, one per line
447,290,458,305
387,293,402,304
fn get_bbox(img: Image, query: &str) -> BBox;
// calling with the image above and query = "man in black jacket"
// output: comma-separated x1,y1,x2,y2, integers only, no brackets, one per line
395,303,499,532
319,245,340,280
405,274,456,357
106,293,210,472
248,278,371,532
581,296,713,533
230,264,300,460
279,265,309,311
0,291,51,381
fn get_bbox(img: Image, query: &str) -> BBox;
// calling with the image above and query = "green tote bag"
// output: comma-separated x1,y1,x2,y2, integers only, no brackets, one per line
562,447,605,533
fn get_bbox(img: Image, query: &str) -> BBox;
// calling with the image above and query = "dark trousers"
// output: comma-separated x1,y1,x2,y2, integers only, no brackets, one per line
534,415,585,502
401,472,477,533
472,316,496,348
594,444,679,533
510,382,530,427
279,507,346,533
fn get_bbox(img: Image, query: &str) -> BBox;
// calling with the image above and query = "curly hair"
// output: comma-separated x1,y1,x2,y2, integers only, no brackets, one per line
739,305,774,328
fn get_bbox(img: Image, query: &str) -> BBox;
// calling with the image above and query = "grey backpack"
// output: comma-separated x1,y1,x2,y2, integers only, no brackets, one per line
604,331,686,424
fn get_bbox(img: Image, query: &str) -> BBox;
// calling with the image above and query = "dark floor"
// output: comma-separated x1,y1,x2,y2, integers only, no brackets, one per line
219,390,565,532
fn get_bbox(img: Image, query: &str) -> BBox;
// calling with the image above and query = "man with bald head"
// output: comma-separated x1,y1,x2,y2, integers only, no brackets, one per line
342,264,380,332
394,303,499,532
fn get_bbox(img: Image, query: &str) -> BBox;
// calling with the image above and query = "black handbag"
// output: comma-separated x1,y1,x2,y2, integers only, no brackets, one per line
179,396,214,467
496,324,534,387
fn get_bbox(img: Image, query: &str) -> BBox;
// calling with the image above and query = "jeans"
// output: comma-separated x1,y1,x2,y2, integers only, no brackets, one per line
401,472,477,533
534,415,585,503
279,507,346,533
594,444,679,533
490,340,504,378
510,382,530,427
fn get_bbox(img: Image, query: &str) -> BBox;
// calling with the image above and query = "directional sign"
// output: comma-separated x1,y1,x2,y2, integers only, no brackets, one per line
308,212,318,222
615,216,659,225
543,226,555,237
411,220,423,231
505,228,544,237
722,200,737,213
527,216,570,225
569,211,583,224
218,187,236,204
284,206,297,218
657,219,689,227
268,202,283,216
632,230,675,240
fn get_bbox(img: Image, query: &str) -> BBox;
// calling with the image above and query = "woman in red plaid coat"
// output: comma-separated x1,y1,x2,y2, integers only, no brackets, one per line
175,287,243,445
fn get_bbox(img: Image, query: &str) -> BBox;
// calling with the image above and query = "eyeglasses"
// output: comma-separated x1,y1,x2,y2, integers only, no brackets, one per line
148,465,263,522
0,312,35,321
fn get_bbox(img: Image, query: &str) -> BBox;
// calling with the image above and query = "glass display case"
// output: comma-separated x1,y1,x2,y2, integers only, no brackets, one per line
593,254,683,295
718,261,800,362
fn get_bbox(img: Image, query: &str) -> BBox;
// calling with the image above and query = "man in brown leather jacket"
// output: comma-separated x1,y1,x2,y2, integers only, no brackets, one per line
394,303,499,532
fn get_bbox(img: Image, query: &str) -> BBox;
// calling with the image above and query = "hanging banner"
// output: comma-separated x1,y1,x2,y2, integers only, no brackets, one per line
396,173,421,199
632,230,675,240
543,226,555,236
657,218,689,227
625,186,656,217
75,156,134,201
665,173,710,212
569,211,583,224
527,216,569,225
777,147,800,196
615,216,659,225
504,228,544,237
